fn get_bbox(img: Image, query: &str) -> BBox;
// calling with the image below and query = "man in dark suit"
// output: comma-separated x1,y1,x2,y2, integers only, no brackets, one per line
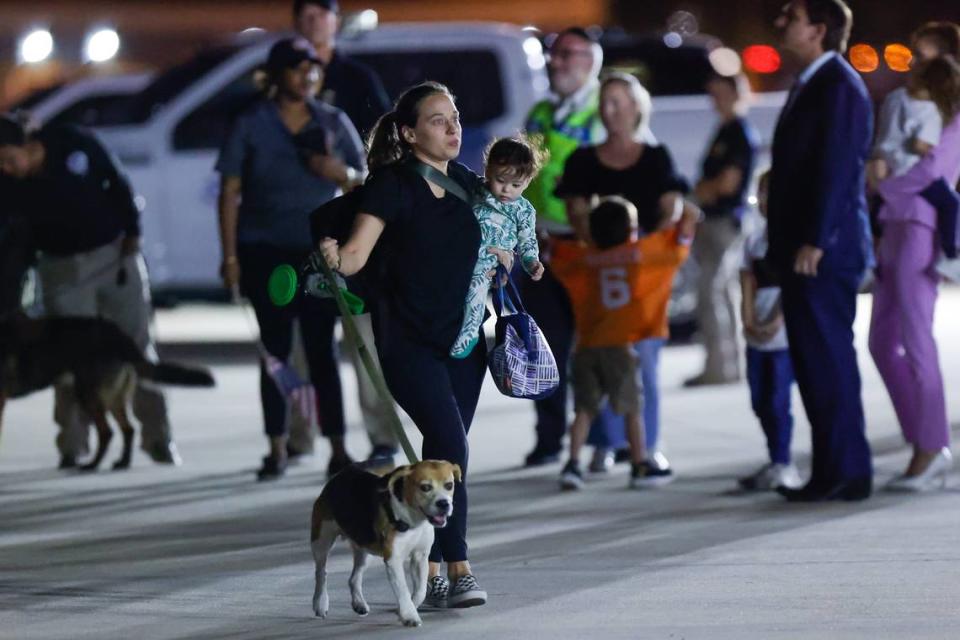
767,0,874,502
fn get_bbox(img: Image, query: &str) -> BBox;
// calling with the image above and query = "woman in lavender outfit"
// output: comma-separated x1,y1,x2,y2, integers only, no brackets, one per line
869,54,960,492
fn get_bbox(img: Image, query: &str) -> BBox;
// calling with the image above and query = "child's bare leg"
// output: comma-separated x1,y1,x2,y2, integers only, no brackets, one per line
624,412,646,465
567,411,594,464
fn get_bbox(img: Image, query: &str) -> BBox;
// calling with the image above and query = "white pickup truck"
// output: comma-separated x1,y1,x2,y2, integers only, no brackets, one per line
87,24,786,323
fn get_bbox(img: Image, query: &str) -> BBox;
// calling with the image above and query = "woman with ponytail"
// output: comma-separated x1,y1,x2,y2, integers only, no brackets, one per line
319,81,509,609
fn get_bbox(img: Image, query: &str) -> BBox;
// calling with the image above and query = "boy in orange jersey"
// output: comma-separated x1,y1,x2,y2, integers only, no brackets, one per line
552,196,695,490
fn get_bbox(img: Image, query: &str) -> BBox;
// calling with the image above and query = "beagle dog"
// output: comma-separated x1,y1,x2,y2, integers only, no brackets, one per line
310,460,460,627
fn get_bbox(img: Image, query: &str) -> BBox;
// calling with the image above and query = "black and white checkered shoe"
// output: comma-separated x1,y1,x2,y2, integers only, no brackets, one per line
448,574,487,609
421,575,449,609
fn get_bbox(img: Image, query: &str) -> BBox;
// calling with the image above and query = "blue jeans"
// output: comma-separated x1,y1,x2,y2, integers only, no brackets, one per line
587,338,665,451
746,347,795,465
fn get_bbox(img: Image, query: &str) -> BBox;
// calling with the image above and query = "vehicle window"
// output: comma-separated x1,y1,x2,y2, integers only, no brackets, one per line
601,38,713,96
172,65,260,151
351,49,504,125
5,84,64,112
98,45,241,126
47,94,137,127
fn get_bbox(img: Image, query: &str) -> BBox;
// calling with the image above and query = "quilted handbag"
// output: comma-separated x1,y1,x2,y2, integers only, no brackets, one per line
487,267,559,400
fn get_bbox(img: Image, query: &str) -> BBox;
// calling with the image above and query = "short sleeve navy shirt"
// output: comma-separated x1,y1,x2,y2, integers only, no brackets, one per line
216,98,366,250
699,116,759,220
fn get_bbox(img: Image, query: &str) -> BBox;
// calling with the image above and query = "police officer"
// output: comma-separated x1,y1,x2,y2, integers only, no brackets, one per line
0,116,180,468
294,0,391,141
521,27,607,467
686,73,759,387
293,0,397,466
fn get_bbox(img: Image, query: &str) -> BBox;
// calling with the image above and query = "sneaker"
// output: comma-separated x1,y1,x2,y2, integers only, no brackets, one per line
588,448,615,473
524,446,562,467
682,372,740,388
327,454,354,478
613,447,632,464
560,460,585,491
58,455,78,470
357,445,397,470
421,575,449,609
448,574,487,609
738,463,802,491
256,455,287,481
629,461,674,489
144,442,183,466
646,450,671,472
285,442,314,462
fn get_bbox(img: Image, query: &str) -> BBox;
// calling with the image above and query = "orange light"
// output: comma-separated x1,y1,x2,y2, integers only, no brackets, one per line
849,44,879,73
743,45,781,74
884,43,912,72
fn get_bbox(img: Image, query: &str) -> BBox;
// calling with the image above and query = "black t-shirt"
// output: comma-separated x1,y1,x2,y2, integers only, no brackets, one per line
320,51,392,142
21,125,140,256
555,144,689,233
360,161,483,354
699,116,758,220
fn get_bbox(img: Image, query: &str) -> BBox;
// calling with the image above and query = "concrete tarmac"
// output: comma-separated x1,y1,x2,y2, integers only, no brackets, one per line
2,291,960,639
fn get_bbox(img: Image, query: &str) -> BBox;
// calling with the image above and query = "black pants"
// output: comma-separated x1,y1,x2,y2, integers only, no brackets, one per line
519,266,574,455
379,328,487,563
239,244,344,439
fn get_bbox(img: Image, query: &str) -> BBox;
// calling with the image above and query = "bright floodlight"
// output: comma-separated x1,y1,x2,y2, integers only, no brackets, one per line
663,32,683,49
709,47,742,77
19,29,54,64
85,29,120,63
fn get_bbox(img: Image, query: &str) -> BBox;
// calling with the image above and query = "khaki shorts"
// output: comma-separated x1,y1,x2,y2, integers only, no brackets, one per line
572,346,640,416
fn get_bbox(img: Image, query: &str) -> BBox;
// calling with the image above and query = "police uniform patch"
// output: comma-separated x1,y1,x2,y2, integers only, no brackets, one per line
66,151,89,176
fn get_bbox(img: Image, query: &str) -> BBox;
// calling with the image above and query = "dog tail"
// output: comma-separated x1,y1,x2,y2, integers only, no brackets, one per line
136,362,215,387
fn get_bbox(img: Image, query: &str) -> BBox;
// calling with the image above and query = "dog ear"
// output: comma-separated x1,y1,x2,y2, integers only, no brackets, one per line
387,467,412,502
450,464,462,483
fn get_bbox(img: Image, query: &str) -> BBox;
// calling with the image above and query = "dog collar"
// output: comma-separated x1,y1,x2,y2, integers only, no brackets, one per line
380,491,410,532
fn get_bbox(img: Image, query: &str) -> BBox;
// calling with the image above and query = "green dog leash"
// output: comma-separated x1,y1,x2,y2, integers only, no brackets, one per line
312,257,420,465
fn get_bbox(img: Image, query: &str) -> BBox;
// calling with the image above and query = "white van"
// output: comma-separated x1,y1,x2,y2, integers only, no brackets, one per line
92,23,549,298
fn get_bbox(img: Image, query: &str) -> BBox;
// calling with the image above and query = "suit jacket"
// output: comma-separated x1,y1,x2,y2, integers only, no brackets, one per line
768,55,873,274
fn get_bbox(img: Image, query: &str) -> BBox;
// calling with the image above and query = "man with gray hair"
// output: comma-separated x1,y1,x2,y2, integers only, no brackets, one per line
521,27,605,467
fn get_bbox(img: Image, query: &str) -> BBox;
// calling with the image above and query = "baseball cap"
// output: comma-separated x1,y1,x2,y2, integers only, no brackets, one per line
267,37,323,73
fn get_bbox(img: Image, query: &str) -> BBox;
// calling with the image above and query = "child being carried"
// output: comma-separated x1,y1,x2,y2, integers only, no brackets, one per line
450,136,545,358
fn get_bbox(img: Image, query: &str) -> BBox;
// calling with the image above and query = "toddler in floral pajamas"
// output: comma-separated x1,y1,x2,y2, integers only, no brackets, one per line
451,136,546,358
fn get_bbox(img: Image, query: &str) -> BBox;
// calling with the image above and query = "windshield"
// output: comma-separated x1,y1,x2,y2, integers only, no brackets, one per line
97,45,241,126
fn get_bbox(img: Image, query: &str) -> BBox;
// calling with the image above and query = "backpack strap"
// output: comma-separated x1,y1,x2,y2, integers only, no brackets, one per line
408,160,472,205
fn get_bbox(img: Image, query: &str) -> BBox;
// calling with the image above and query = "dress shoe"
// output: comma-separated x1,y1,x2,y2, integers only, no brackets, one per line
524,447,561,467
886,448,952,493
144,442,183,466
777,476,872,502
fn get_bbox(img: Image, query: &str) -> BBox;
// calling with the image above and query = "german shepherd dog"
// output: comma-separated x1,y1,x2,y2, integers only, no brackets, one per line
0,313,215,470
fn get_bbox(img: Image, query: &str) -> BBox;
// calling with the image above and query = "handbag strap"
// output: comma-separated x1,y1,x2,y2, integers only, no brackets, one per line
492,265,526,317
409,160,472,205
